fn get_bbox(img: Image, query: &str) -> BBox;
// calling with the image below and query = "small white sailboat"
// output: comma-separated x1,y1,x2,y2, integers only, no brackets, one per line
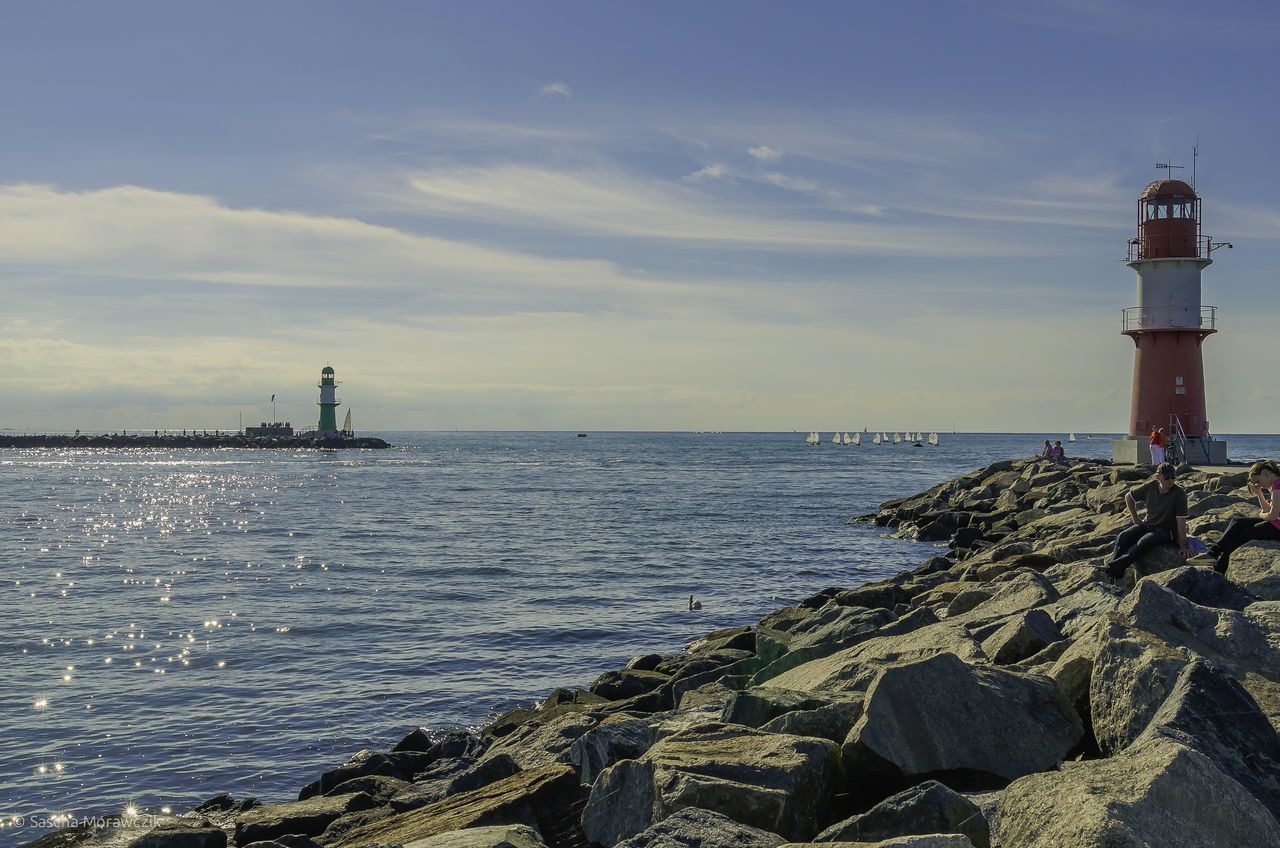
832,432,841,445
842,432,851,445
927,432,940,446
342,409,353,436
893,432,902,444
872,432,881,445
1068,433,1076,442
852,432,861,446
805,431,820,446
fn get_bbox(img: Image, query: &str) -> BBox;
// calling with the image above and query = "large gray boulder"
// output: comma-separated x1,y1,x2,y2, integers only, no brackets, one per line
815,779,989,847
1045,623,1103,724
390,754,523,812
1089,619,1194,756
948,570,1059,625
787,604,899,650
328,763,579,848
234,793,376,844
569,714,657,787
1131,660,1280,823
789,836,976,847
751,607,905,682
612,807,786,848
1227,541,1280,600
721,687,835,729
401,823,548,848
842,653,1082,786
1143,565,1255,610
298,750,432,799
126,818,227,848
759,697,864,743
979,608,1061,665
1040,582,1123,639
998,737,1280,847
1095,579,1280,737
759,622,985,694
479,711,599,769
581,723,840,846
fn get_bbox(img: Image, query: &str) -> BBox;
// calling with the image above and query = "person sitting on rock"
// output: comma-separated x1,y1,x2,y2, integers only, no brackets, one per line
1048,440,1066,463
1105,462,1190,578
1188,459,1280,574
1040,439,1053,459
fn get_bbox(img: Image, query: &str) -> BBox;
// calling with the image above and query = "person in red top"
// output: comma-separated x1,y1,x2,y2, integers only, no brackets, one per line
1149,427,1167,465
1189,460,1280,574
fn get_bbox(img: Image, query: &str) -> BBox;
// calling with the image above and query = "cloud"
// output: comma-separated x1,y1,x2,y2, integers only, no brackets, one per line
748,145,783,161
682,163,727,182
759,170,828,196
536,81,572,98
0,182,668,299
401,164,1048,257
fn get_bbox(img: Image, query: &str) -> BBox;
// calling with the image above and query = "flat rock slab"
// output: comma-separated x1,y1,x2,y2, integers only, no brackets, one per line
761,622,985,694
329,764,578,848
402,823,548,848
234,792,374,844
998,737,1280,848
778,836,977,847
613,807,786,848
817,779,989,848
583,723,839,845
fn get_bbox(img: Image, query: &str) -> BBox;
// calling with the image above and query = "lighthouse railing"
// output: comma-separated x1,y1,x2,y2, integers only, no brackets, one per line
1122,305,1216,333
1127,234,1211,262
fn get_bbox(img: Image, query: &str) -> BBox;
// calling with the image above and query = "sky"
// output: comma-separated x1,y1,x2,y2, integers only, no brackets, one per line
2,0,1279,434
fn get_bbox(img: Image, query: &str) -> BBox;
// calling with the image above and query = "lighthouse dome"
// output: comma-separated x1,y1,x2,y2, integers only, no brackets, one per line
1140,179,1197,201
322,366,335,376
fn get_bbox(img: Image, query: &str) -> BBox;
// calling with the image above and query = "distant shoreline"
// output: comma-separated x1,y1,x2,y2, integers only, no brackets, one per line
0,433,391,449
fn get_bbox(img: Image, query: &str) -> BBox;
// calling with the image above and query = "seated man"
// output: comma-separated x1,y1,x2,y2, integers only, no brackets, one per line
1105,462,1190,578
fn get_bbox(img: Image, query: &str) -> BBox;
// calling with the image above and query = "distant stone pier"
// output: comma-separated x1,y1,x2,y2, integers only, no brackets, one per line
0,433,391,449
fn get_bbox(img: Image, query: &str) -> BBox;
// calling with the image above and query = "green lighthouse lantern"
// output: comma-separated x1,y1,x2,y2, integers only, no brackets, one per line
317,366,340,437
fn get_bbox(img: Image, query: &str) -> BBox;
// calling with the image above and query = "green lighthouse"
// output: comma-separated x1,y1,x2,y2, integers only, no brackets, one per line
317,366,340,437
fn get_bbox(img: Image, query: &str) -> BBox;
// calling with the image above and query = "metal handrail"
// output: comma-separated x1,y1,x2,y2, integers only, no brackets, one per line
1122,305,1216,333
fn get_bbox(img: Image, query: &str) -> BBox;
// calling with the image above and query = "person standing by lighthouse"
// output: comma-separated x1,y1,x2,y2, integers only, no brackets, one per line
1114,166,1229,466
1149,426,1167,465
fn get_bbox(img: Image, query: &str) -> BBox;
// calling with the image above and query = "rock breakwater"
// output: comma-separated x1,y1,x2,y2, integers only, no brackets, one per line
0,433,390,449
25,457,1280,848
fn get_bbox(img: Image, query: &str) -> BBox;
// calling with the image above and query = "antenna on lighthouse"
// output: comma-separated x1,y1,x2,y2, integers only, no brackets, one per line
1192,137,1199,191
1155,159,1185,179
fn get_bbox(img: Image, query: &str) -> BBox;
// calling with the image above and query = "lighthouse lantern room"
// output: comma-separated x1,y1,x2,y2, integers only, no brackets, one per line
1112,174,1228,465
317,366,341,438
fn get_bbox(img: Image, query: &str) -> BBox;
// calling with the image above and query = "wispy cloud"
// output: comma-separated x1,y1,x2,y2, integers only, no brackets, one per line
748,145,783,161
758,170,830,196
401,164,1048,257
683,163,727,182
536,81,572,98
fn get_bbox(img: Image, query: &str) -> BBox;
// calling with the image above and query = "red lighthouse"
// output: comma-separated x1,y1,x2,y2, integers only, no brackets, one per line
1113,175,1228,465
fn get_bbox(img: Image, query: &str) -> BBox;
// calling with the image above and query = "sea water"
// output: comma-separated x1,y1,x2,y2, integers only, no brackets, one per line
2,431,1274,845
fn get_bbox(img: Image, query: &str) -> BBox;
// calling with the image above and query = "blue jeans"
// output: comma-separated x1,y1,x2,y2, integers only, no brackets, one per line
1108,523,1173,574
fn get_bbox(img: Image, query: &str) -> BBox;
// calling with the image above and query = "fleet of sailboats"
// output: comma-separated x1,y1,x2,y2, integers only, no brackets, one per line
802,430,941,447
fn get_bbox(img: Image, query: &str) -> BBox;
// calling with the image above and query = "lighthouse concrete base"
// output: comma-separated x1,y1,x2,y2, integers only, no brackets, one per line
1112,436,1227,466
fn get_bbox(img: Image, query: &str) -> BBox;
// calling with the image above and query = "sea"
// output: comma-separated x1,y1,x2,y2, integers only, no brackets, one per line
3,430,1277,846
